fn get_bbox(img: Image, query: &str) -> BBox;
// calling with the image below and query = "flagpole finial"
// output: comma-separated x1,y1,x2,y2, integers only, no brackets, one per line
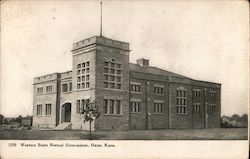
100,1,103,36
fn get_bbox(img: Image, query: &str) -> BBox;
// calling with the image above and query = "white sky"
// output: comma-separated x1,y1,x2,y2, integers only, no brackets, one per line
1,1,249,117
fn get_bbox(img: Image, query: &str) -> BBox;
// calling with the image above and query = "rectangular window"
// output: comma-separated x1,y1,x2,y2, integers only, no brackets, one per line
194,104,201,114
76,100,80,114
110,63,115,67
104,99,108,114
117,76,121,82
131,84,141,93
86,82,89,88
210,92,216,100
69,82,72,91
77,70,81,75
104,75,109,81
130,101,140,113
110,83,115,89
77,61,90,90
103,60,123,90
77,64,81,69
104,99,122,115
110,100,114,114
46,85,52,93
117,70,122,75
117,63,121,68
37,87,43,94
209,105,216,114
110,69,115,74
110,75,115,81
45,104,51,115
104,62,109,67
77,77,81,82
176,88,187,114
104,82,109,88
193,90,201,97
154,102,163,113
154,86,164,95
116,100,121,114
36,105,42,115
62,83,68,92
116,84,121,89
104,68,109,73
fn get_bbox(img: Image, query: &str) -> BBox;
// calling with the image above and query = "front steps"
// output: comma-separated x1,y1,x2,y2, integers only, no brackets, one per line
54,122,72,130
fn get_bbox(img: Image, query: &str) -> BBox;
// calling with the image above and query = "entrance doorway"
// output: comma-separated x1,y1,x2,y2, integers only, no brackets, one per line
61,103,71,122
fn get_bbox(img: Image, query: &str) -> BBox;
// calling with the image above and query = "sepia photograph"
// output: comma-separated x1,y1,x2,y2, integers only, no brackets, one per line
0,0,249,158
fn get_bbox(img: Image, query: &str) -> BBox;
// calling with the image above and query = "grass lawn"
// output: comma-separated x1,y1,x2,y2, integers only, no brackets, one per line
0,128,247,140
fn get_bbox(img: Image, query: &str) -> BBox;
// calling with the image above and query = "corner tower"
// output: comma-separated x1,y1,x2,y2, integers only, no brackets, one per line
71,36,130,130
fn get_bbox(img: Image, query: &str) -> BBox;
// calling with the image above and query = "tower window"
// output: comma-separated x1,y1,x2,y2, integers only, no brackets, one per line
103,60,123,90
76,61,90,90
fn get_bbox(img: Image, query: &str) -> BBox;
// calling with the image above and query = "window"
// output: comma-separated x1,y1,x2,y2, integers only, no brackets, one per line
69,82,72,91
110,100,114,114
36,105,42,115
104,82,109,88
62,83,68,92
131,83,141,93
110,83,115,89
117,84,121,89
117,70,122,75
104,99,108,114
103,99,122,115
116,100,121,114
154,101,163,113
46,85,52,93
176,88,187,114
193,89,201,97
76,100,81,114
104,62,109,67
209,104,216,114
76,61,90,90
130,101,140,113
210,92,216,100
117,76,121,82
37,87,43,94
154,85,164,95
86,82,89,88
45,104,51,115
103,60,123,90
194,103,201,114
110,69,115,74
110,63,115,67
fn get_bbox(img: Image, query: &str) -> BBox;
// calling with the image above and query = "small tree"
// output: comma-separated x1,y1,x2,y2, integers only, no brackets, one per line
80,99,100,140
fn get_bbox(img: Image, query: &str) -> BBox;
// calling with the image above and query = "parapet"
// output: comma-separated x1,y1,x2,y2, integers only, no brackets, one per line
34,73,60,84
61,71,72,79
72,36,129,51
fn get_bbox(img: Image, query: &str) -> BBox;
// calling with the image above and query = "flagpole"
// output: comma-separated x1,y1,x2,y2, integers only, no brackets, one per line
100,2,103,36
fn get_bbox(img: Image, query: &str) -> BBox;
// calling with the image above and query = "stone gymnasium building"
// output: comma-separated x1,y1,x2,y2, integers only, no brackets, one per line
33,35,221,131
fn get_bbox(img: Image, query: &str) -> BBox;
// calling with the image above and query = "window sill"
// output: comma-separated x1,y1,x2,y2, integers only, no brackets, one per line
103,114,123,117
153,113,164,115
103,88,123,91
154,94,164,96
130,112,141,114
62,91,72,94
177,113,187,115
131,91,142,94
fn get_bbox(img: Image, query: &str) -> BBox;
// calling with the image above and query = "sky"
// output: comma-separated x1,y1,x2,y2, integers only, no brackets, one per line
1,1,249,117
